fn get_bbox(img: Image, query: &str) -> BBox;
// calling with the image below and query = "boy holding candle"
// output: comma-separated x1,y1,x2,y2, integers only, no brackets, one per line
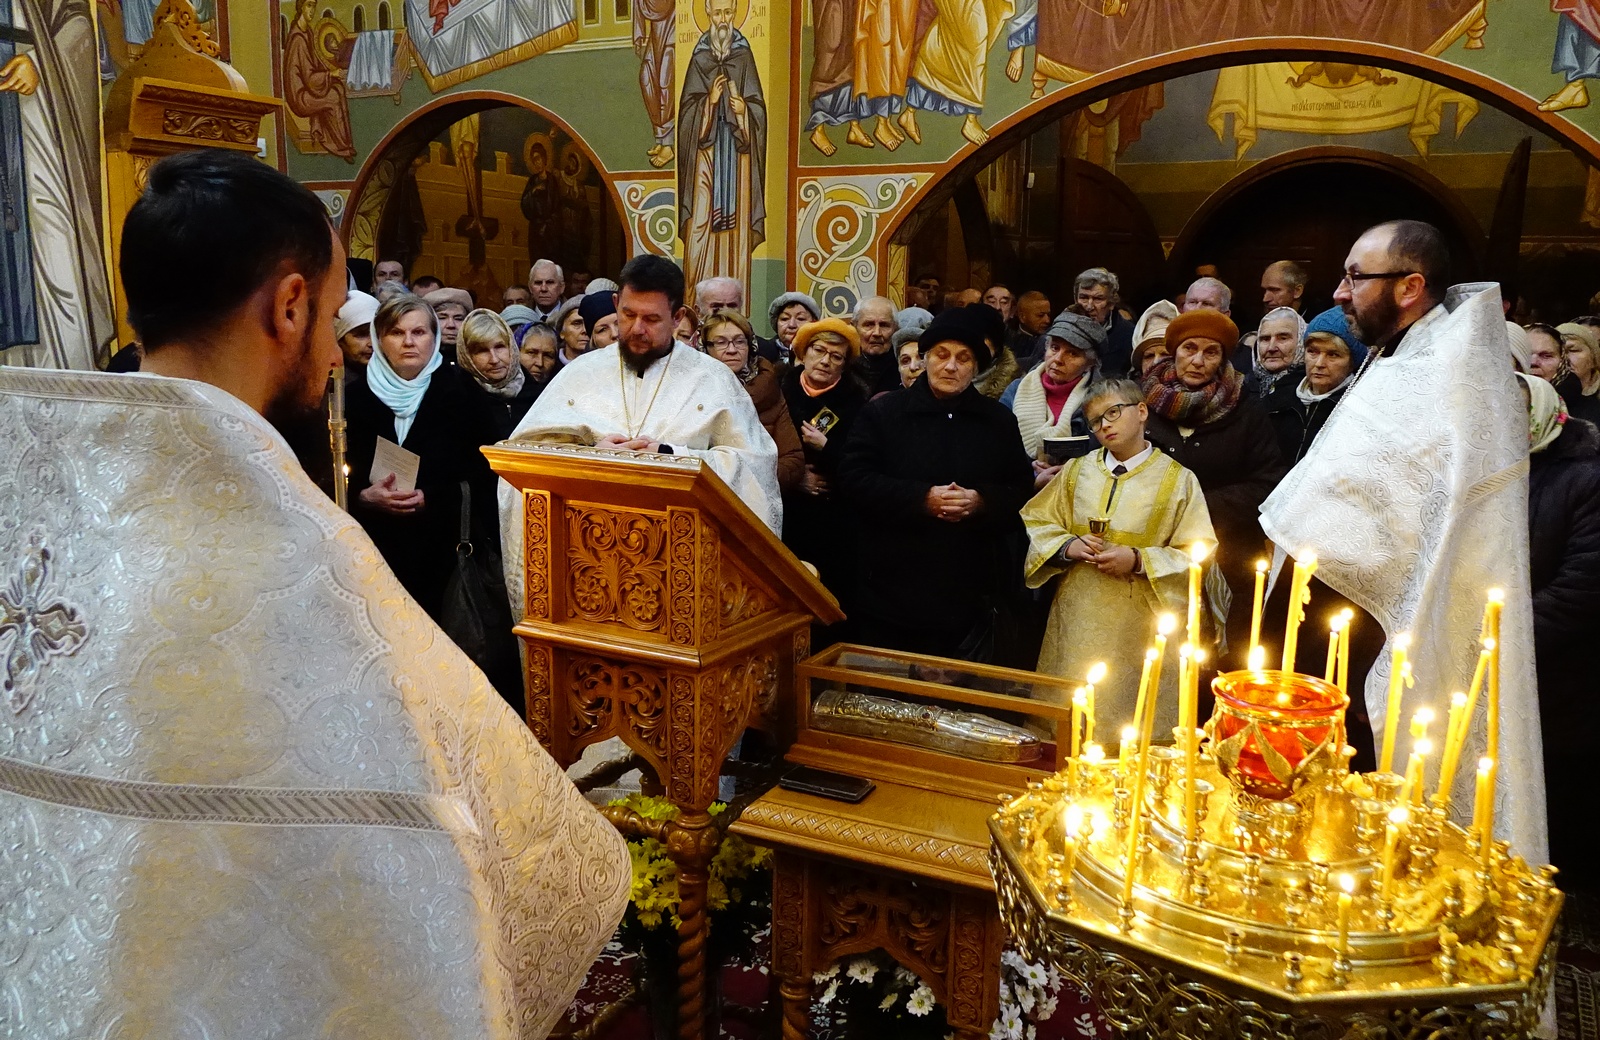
1021,379,1217,733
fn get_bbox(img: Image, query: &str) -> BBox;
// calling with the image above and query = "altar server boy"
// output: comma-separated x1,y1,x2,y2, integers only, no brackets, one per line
1020,379,1216,733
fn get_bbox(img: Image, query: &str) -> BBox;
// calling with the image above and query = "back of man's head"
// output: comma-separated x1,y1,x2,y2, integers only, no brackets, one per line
1370,219,1450,305
122,149,333,351
620,254,686,313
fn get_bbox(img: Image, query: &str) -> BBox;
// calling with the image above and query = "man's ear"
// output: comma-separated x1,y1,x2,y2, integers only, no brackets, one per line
270,269,312,350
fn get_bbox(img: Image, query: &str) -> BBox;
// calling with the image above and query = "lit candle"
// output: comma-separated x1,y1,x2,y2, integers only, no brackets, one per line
1324,615,1341,685
1475,756,1497,872
1404,738,1432,807
1459,644,1491,747
1118,724,1137,775
1121,630,1172,912
1176,644,1193,735
1249,558,1268,657
1435,691,1468,805
1187,543,1211,650
1337,609,1353,694
1180,645,1200,843
1083,662,1107,749
1336,873,1355,960
1130,649,1156,752
1281,552,1317,672
1068,687,1086,788
1379,634,1412,774
1379,806,1410,908
1485,590,1504,769
1410,708,1434,744
1247,645,1266,671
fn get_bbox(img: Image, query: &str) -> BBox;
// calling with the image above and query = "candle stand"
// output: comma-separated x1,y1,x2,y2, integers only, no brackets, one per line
990,664,1560,1039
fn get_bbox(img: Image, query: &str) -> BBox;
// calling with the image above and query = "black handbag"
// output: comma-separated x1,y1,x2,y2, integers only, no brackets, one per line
441,481,517,677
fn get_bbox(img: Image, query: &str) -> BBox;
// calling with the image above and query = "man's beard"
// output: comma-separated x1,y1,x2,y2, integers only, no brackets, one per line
622,336,673,376
264,323,330,450
1346,293,1400,348
711,22,732,55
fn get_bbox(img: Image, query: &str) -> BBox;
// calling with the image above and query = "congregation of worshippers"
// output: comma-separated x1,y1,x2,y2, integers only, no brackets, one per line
266,214,1600,893
102,154,1598,900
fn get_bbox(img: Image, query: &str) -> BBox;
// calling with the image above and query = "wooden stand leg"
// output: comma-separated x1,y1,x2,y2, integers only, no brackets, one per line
778,977,811,1040
667,809,718,1040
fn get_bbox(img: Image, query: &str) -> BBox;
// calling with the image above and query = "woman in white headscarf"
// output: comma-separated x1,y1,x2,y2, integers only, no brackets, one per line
346,293,504,622
1243,306,1307,399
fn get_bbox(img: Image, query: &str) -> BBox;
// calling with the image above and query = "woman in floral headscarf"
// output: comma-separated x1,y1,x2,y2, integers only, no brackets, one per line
1139,308,1285,656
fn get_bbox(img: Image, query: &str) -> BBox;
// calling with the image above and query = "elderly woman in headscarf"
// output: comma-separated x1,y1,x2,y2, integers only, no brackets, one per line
1521,371,1600,890
840,307,1035,660
1006,310,1105,489
551,295,590,363
1129,300,1179,377
762,291,821,367
1243,306,1306,400
780,318,867,605
700,308,805,493
1140,308,1286,659
457,308,539,436
1264,307,1367,465
346,293,503,624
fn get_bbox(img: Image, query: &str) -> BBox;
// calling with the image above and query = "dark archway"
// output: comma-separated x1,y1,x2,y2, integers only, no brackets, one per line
882,38,1600,304
1171,147,1485,328
343,91,628,273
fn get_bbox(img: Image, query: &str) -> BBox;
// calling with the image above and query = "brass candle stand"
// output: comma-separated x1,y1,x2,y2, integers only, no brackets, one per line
990,665,1561,1039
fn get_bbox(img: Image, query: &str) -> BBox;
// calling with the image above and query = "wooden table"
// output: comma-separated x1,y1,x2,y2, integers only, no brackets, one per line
733,780,1010,1039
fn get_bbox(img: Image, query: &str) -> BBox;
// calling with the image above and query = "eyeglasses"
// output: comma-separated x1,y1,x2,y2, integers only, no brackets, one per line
809,349,847,365
1085,403,1130,430
1339,270,1417,287
707,336,748,350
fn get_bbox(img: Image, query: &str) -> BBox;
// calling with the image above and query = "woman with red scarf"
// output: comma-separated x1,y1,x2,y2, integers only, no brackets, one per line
1139,308,1285,664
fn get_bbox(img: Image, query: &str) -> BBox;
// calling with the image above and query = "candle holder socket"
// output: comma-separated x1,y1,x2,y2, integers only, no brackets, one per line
1283,951,1304,993
1352,797,1386,857
1369,771,1406,805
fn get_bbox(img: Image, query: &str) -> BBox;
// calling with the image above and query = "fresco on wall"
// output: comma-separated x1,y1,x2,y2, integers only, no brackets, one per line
405,0,575,90
1209,64,1479,160
678,0,765,294
804,0,1010,156
1545,3,1600,112
372,107,621,298
1,0,114,368
635,0,674,166
278,0,411,159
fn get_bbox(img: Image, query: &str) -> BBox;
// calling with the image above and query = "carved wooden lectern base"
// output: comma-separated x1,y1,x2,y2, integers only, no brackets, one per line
486,443,842,1040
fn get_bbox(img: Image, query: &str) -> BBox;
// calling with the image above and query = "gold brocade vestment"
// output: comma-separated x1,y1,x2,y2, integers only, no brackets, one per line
1021,448,1214,731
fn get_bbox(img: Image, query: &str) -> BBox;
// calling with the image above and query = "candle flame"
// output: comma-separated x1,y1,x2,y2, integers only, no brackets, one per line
1087,662,1108,684
1415,708,1435,725
1479,756,1495,773
1247,646,1266,671
1339,608,1354,622
1301,551,1318,567
1121,725,1136,742
1450,691,1467,709
1255,558,1269,573
1395,632,1412,650
1157,614,1177,636
1483,638,1497,651
1388,806,1410,825
1487,588,1505,604
1338,873,1356,894
1189,542,1212,564
1072,688,1087,706
1415,738,1433,756
1063,804,1084,833
1193,648,1207,665
1145,648,1159,663
1179,643,1194,660
1084,743,1105,764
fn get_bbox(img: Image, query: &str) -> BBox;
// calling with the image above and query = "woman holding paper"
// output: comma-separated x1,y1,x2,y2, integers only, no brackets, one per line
346,293,503,623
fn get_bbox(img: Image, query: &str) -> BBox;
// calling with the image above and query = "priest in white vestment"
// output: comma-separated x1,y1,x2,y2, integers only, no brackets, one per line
0,150,630,1039
499,255,780,612
1260,220,1545,864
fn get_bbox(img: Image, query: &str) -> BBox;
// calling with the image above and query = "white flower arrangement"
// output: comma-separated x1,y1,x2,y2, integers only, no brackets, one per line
993,946,1078,1040
813,950,946,1036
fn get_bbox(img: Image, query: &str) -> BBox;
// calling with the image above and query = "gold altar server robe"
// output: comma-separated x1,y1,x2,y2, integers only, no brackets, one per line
1022,448,1214,733
0,368,628,1040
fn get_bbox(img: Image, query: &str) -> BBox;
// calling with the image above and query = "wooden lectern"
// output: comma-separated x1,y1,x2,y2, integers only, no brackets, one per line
485,442,842,1039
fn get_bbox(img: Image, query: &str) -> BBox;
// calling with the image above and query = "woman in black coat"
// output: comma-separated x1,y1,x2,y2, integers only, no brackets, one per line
457,307,541,438
1523,373,1600,891
781,319,869,609
841,308,1035,660
1140,309,1286,663
346,294,504,624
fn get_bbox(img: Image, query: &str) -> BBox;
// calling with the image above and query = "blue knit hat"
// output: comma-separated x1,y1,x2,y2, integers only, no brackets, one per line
1304,307,1367,369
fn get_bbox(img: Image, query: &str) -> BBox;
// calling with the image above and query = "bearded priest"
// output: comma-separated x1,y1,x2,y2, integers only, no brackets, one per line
497,254,780,609
0,149,628,1039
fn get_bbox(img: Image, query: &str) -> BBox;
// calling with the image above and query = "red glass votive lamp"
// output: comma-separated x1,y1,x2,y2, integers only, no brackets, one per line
1209,670,1348,802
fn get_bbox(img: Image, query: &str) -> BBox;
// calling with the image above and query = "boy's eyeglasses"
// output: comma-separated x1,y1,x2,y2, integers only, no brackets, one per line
1086,403,1130,430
